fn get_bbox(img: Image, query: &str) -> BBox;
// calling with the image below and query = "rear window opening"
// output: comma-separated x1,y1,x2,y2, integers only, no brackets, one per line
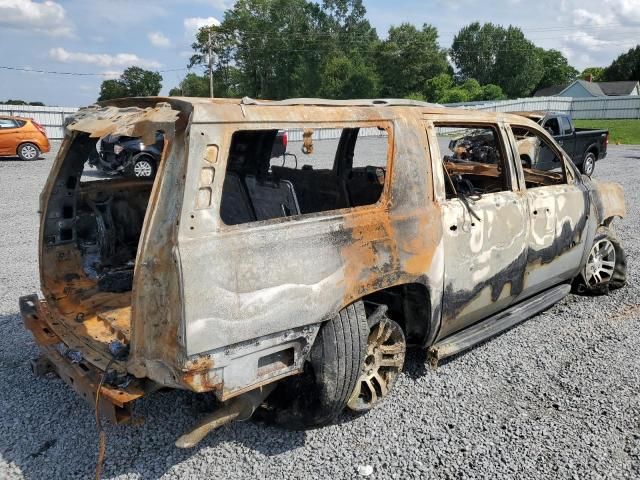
51,133,166,294
220,126,390,226
40,130,168,356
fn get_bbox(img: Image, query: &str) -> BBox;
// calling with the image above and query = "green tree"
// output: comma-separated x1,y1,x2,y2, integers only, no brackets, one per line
98,79,128,101
1,99,46,106
604,45,640,81
451,23,544,98
98,67,162,101
423,74,505,104
169,73,210,97
536,49,579,90
450,22,504,86
480,84,506,101
424,73,454,102
118,67,163,97
318,54,378,99
492,26,543,98
375,23,450,98
580,67,605,82
188,0,380,99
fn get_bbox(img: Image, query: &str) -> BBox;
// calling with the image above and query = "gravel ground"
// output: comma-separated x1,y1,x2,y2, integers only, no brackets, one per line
1,143,639,479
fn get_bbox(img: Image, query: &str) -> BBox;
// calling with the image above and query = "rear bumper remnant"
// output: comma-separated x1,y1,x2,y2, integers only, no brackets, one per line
19,294,145,424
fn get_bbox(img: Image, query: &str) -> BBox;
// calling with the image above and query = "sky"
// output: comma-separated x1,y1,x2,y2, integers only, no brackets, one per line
0,0,638,106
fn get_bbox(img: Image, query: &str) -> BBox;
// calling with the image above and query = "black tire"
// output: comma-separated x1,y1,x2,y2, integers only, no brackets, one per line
580,151,596,176
127,154,156,179
17,142,40,161
576,227,627,294
260,301,369,429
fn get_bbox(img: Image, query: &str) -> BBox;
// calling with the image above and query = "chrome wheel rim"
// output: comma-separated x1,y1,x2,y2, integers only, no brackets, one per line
347,318,405,412
584,155,595,175
134,160,153,177
21,144,38,160
584,238,616,287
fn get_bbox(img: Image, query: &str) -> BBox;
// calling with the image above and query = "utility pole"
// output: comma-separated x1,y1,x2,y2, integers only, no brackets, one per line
208,31,214,98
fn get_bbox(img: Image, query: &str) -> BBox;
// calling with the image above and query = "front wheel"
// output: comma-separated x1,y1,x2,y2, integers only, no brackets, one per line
577,227,627,294
17,142,40,161
580,151,596,176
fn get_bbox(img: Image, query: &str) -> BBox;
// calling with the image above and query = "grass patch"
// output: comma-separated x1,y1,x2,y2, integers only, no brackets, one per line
574,119,640,145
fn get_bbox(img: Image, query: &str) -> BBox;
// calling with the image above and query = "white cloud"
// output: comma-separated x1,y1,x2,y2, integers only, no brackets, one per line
206,0,234,9
573,9,612,26
0,0,73,37
49,47,162,69
148,31,171,48
101,71,123,80
563,31,616,52
184,16,221,34
605,0,640,25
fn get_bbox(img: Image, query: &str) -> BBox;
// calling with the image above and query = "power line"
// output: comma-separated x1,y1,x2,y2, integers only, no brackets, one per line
0,65,190,76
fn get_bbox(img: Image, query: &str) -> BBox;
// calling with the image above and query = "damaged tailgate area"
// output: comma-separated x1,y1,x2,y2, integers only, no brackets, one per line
21,101,182,418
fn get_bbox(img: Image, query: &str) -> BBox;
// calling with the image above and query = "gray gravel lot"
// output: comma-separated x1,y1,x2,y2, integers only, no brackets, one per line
1,143,639,479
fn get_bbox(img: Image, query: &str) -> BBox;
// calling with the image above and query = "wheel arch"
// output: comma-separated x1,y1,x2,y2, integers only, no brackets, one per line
132,151,157,165
584,143,599,159
358,282,434,347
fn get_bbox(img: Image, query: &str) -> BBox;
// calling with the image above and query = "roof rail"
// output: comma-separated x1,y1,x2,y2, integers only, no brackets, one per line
240,97,442,108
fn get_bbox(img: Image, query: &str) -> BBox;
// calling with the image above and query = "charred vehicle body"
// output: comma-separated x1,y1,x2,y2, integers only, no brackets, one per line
20,97,627,447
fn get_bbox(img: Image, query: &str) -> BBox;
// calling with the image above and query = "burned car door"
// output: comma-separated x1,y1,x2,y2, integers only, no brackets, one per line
508,124,589,297
430,122,528,339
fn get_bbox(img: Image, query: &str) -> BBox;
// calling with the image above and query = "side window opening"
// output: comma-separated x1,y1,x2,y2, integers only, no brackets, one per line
543,117,561,136
560,116,572,135
220,127,390,226
434,124,509,200
511,125,566,188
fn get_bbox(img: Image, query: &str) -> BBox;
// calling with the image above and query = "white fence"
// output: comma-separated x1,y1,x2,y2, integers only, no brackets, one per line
3,95,638,140
448,95,640,120
0,104,78,139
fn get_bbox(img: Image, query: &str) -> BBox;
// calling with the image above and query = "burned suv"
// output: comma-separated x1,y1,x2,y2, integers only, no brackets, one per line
20,98,626,447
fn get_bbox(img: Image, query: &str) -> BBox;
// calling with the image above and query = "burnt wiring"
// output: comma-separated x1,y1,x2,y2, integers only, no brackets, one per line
94,357,114,480
442,161,481,222
94,342,130,480
86,196,116,263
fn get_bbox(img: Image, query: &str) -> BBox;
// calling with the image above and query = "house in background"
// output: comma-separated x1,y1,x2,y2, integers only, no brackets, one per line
534,78,640,98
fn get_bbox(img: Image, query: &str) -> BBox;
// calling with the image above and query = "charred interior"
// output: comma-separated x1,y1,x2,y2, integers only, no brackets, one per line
220,127,389,226
40,132,161,363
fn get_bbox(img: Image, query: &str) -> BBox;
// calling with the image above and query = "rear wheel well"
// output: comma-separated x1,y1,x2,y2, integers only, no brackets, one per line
361,283,431,345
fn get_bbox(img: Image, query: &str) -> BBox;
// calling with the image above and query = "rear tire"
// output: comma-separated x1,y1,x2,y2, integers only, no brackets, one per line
580,151,596,176
260,301,369,429
576,227,626,294
17,142,40,161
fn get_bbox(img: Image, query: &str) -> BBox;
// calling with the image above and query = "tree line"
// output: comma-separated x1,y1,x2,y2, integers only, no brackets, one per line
98,0,640,103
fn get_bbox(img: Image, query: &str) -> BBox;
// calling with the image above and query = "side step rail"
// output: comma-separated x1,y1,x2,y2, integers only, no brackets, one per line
428,284,571,367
